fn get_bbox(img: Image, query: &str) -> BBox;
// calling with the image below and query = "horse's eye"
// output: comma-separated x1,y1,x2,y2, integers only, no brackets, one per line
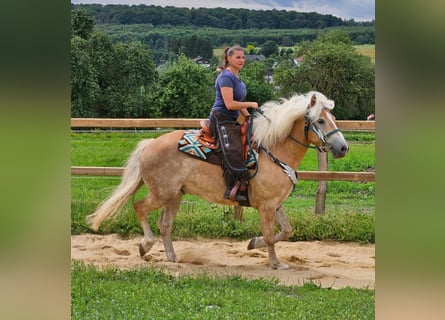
317,119,325,124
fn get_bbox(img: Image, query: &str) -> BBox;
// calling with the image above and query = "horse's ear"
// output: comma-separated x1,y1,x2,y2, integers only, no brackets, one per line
310,94,316,107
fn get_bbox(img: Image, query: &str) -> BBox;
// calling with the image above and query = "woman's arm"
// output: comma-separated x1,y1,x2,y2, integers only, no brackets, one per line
220,87,258,114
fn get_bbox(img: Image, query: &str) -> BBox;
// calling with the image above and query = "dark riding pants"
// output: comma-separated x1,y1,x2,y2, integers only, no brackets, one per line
209,111,249,191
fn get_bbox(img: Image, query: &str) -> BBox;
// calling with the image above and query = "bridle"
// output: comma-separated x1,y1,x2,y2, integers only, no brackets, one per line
287,110,342,152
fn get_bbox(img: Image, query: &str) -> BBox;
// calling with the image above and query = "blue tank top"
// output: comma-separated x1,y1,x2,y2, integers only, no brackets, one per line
211,69,247,120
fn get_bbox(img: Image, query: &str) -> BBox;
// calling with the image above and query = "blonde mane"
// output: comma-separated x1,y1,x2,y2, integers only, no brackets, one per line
252,91,334,149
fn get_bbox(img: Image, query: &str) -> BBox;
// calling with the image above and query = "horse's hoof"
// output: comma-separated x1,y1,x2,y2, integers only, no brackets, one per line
138,243,146,257
247,238,256,250
271,263,289,270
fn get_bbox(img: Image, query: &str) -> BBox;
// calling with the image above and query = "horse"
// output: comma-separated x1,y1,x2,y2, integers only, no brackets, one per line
87,91,349,270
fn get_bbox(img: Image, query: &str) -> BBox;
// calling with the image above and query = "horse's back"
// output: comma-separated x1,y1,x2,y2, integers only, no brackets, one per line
139,130,186,164
138,129,213,176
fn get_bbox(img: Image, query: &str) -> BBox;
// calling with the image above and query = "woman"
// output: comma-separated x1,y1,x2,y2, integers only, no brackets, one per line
209,45,259,202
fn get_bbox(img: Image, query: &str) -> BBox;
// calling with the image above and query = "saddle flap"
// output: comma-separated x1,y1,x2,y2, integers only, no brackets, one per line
200,119,211,135
198,119,218,149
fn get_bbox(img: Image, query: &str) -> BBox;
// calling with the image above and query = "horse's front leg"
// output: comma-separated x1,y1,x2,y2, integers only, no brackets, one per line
255,206,290,270
248,205,292,269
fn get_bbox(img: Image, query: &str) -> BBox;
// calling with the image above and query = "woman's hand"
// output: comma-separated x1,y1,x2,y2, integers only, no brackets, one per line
250,102,259,109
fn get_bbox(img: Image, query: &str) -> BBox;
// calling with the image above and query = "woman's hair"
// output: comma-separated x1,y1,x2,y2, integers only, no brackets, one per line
222,45,245,68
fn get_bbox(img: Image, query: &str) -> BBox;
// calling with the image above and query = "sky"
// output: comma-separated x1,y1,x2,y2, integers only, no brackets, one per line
71,0,375,22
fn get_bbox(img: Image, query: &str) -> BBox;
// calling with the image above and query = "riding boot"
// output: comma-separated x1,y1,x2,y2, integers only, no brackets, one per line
228,181,248,202
223,169,247,202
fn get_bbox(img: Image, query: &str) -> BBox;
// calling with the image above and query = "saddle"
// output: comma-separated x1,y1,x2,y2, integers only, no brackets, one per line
198,117,251,161
197,119,218,150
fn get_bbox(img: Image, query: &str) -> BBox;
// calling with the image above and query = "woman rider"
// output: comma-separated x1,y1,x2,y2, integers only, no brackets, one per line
209,45,259,202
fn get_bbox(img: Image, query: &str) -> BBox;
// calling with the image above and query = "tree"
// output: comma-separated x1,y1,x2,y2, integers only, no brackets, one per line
245,44,257,55
154,55,215,118
106,41,158,118
273,30,374,119
241,61,276,106
259,40,279,58
281,36,293,46
87,31,116,117
71,36,99,117
272,59,305,98
71,8,94,40
167,34,213,60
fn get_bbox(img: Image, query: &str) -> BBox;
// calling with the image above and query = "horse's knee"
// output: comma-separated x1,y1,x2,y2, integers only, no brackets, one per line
134,197,160,219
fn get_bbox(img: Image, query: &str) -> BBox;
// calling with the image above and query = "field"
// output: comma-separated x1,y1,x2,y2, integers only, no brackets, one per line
354,44,375,63
71,130,375,318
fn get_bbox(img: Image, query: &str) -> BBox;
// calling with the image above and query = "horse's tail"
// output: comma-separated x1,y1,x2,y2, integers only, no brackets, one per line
86,139,153,231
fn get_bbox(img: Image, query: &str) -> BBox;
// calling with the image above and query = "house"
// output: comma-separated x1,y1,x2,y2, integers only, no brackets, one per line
192,56,210,67
245,54,266,62
293,56,303,66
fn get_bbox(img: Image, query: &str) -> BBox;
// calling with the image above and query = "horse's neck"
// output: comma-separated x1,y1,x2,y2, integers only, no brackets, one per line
270,118,309,168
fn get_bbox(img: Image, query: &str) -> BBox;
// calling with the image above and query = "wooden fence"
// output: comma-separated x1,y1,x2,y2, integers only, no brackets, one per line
71,118,375,131
71,118,375,214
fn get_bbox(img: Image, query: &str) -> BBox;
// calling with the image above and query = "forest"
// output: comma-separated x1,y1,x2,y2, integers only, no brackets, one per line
71,4,374,29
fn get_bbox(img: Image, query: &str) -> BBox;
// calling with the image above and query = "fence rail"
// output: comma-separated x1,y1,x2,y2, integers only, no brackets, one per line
71,166,375,182
71,118,375,131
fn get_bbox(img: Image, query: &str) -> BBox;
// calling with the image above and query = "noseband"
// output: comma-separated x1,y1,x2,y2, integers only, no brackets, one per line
288,111,341,152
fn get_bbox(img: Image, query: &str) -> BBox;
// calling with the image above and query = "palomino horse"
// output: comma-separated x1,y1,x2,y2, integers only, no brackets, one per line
87,91,349,270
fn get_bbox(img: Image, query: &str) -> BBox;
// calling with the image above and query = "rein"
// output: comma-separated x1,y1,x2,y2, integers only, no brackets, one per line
258,145,298,186
252,107,342,185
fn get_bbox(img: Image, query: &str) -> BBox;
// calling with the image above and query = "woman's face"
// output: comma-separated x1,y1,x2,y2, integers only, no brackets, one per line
228,49,245,70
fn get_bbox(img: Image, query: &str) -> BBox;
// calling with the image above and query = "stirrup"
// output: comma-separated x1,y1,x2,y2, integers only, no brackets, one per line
224,182,247,202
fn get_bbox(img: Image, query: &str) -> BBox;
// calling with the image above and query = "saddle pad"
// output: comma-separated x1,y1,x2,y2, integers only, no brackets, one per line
178,130,212,160
178,129,258,168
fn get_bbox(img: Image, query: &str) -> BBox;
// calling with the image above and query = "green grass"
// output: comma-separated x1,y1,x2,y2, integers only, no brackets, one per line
71,131,164,167
72,262,375,320
71,131,375,242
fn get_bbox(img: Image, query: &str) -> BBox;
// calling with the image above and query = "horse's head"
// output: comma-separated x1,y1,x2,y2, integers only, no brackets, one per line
304,92,349,159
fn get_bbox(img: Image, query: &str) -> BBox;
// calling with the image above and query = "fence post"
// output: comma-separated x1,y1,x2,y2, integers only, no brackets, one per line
315,151,328,215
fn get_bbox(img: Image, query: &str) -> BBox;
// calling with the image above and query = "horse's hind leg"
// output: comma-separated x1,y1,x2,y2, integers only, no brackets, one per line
157,196,182,262
134,195,161,257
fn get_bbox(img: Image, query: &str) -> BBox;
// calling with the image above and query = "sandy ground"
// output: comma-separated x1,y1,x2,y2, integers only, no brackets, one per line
71,234,374,289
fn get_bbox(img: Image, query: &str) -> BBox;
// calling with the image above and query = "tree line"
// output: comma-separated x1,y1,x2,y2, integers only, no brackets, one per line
96,24,374,63
71,9,374,120
71,4,374,29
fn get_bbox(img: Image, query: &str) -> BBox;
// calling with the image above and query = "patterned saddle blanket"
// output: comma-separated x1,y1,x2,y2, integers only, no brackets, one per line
178,129,257,168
